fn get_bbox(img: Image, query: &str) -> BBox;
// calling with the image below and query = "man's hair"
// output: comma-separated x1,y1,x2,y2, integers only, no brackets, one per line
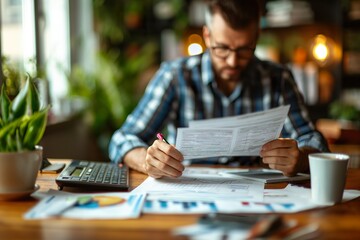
205,0,260,30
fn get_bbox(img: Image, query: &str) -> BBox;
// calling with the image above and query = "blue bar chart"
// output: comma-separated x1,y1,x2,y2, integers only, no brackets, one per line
143,199,300,214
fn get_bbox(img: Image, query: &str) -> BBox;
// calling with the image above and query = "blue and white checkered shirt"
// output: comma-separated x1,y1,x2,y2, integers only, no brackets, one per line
109,51,328,165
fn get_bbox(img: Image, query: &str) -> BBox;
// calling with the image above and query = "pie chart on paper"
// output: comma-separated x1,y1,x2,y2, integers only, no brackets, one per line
93,196,126,206
78,196,126,208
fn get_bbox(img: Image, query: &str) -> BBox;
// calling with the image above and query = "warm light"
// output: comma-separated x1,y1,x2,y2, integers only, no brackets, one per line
312,35,329,62
188,43,203,56
313,43,328,61
186,34,204,56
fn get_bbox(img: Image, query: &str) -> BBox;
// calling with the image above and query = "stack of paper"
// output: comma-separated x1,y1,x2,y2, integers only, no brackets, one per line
132,167,360,215
24,166,360,219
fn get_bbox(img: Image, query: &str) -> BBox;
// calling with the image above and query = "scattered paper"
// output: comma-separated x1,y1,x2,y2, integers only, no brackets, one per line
132,167,264,214
141,186,360,214
133,168,264,198
24,190,146,219
269,184,360,206
25,166,360,219
132,167,360,215
176,105,290,159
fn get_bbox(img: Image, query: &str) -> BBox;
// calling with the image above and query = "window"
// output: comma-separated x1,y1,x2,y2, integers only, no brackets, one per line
1,0,36,72
41,0,70,114
0,0,81,117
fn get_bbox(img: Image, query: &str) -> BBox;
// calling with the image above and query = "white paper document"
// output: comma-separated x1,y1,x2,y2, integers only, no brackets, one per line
132,166,360,215
132,167,264,214
133,167,264,199
176,105,290,159
137,181,360,214
24,190,146,219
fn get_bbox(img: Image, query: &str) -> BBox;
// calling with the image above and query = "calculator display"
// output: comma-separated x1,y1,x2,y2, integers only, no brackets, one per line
71,168,83,177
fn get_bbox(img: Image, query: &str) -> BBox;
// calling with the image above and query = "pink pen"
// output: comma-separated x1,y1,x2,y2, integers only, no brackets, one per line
157,133,170,144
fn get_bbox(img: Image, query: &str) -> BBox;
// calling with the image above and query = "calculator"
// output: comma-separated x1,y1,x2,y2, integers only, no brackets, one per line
56,160,129,191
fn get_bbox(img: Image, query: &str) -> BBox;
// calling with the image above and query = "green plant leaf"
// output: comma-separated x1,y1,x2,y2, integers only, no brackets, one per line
28,76,41,113
15,128,23,151
23,107,49,150
1,85,11,123
19,115,30,138
10,77,30,120
1,62,49,152
0,117,24,141
5,125,17,152
330,101,360,121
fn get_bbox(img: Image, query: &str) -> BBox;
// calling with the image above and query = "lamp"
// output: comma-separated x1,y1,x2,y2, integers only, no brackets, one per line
310,34,342,104
186,34,204,56
312,35,329,62
311,34,341,66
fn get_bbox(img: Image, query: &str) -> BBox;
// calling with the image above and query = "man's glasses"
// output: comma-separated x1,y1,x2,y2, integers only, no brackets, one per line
211,46,255,59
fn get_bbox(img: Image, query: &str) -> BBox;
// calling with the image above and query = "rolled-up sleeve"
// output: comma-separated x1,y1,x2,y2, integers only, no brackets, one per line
280,69,329,153
108,62,176,164
296,130,329,152
108,129,148,164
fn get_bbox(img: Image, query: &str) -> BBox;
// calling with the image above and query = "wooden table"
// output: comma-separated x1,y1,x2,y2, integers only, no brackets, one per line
1,160,360,240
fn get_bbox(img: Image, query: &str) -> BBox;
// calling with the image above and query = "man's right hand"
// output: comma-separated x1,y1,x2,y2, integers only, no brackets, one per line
144,140,184,178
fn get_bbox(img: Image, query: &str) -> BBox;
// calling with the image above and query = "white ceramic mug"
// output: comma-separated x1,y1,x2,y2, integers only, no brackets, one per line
309,153,349,205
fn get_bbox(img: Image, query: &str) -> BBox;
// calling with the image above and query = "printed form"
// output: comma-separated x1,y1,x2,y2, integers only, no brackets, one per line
133,167,264,201
132,167,265,214
176,105,290,159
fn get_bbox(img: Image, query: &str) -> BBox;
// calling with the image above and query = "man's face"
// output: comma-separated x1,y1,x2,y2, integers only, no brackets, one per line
203,12,259,83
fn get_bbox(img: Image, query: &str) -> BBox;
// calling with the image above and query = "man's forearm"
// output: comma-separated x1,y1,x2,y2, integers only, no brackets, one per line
123,147,148,174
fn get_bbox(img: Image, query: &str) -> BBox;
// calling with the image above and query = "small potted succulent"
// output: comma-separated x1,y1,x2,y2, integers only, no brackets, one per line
0,75,49,200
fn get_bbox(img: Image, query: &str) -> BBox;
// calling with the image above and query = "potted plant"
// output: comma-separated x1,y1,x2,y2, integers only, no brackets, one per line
0,75,49,200
329,101,360,128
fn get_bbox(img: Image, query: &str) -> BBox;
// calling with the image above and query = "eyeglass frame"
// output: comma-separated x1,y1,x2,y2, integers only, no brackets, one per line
208,32,257,59
210,45,256,59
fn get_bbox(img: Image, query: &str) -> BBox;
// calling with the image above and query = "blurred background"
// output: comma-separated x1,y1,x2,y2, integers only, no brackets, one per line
0,0,359,164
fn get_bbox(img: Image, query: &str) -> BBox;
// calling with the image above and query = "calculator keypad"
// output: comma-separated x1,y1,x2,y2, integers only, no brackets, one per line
56,160,129,190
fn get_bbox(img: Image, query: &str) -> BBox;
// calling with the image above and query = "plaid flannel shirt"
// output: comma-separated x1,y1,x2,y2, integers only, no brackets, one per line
109,51,328,165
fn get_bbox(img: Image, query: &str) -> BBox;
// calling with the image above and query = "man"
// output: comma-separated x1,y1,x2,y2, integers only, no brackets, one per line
109,0,328,178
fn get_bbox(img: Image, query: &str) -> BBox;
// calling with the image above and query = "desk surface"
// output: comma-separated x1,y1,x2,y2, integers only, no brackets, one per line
1,160,360,240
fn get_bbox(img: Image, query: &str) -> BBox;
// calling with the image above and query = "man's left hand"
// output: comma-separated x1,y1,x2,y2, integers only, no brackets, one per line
260,138,302,176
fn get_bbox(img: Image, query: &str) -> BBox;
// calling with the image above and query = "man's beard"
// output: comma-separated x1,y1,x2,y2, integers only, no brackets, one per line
219,66,242,81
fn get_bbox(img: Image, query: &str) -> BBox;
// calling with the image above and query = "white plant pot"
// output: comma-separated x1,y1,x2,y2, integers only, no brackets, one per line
0,146,42,193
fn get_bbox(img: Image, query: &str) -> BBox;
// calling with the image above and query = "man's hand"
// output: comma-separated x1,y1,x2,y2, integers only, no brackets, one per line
144,140,184,178
260,138,303,176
